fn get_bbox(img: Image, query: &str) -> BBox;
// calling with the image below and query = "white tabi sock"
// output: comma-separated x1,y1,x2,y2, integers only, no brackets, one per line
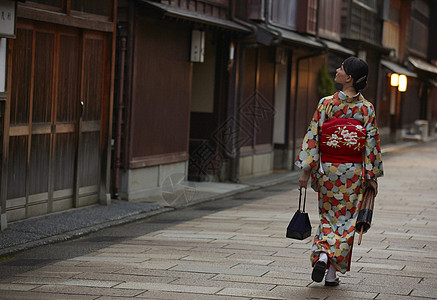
318,252,328,264
325,264,337,281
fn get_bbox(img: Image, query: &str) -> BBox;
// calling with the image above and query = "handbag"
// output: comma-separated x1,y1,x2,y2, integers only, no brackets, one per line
286,187,312,240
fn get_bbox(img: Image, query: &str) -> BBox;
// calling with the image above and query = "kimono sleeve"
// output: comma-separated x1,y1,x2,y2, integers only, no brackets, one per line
295,100,325,171
363,103,384,180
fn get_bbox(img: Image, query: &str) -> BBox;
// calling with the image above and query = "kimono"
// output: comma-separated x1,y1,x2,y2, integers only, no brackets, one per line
295,91,383,274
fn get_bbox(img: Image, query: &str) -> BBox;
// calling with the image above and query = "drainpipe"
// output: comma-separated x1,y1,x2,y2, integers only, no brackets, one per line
114,36,127,199
229,0,257,35
227,0,285,181
264,0,282,44
228,0,258,183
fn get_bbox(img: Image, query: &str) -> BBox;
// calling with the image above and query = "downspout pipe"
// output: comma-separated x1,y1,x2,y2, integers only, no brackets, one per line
114,35,127,199
264,0,282,45
229,0,257,36
228,0,258,183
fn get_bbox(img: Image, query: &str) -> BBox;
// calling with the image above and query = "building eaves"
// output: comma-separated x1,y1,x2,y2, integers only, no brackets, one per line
274,28,322,49
341,38,392,55
318,39,355,56
408,57,437,75
272,28,354,55
140,0,251,32
381,59,417,78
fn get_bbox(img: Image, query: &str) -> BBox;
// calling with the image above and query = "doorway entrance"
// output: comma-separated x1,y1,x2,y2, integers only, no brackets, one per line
4,21,111,221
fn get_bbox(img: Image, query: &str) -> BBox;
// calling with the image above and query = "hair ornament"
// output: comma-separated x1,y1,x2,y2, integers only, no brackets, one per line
355,75,367,83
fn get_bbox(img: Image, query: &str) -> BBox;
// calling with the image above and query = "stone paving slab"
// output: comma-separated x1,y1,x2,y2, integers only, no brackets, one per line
0,140,437,299
0,290,97,300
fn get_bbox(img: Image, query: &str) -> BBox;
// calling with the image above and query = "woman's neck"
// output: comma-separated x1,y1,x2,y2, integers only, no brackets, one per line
341,86,357,97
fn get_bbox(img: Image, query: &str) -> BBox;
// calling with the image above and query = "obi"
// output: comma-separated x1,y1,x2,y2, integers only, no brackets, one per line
320,118,366,163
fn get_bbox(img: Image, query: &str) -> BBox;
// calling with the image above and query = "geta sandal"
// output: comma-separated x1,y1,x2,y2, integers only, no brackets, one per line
311,260,326,282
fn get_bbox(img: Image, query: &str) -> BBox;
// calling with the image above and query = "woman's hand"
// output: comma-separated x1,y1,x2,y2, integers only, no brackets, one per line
299,169,312,189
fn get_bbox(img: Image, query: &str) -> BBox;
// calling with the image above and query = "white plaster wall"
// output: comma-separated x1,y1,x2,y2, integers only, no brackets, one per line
119,161,187,201
239,152,273,178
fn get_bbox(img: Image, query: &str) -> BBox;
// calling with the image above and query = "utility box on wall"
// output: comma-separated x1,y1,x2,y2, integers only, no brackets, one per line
190,30,205,62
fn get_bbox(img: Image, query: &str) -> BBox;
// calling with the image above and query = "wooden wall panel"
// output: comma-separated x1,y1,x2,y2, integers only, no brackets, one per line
29,134,50,195
79,132,100,187
10,28,32,125
400,79,421,126
256,47,274,146
71,0,113,18
294,57,322,143
240,47,257,148
32,31,54,124
164,0,228,18
7,136,27,200
342,2,381,45
239,47,275,149
54,133,75,191
83,38,104,122
130,17,191,163
57,34,80,122
379,79,391,129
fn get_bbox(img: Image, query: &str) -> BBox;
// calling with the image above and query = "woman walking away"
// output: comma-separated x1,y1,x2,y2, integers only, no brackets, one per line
295,57,383,286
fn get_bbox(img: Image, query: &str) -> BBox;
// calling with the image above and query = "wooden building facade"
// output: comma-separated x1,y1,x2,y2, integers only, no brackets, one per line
112,0,354,201
2,0,435,227
114,0,251,200
378,0,437,142
1,0,116,228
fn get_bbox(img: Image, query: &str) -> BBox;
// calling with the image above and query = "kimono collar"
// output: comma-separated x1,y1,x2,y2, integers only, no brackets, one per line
337,91,362,103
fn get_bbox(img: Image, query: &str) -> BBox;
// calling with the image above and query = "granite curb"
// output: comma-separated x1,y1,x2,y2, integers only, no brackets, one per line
0,171,300,257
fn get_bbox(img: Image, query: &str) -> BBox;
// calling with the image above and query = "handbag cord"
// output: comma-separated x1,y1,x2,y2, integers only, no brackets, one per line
299,187,307,212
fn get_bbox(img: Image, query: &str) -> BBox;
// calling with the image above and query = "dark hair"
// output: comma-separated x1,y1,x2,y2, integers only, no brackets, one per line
343,57,368,92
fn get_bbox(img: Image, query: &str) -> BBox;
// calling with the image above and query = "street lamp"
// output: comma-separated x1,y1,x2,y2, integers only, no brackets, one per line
398,74,407,92
390,73,407,92
390,73,399,87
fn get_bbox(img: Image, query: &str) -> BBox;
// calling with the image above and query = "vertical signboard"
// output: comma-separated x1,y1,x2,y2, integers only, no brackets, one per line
0,38,6,92
0,0,16,38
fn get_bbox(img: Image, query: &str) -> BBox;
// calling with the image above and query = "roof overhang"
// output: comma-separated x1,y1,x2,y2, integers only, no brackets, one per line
320,39,355,56
140,0,251,32
275,29,355,55
408,57,437,75
381,59,417,78
274,28,322,49
342,38,392,55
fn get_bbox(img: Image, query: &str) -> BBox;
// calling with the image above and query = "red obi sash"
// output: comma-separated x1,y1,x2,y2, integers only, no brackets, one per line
320,118,366,163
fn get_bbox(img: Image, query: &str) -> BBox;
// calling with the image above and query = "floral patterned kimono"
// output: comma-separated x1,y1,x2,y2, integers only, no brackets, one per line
295,91,383,274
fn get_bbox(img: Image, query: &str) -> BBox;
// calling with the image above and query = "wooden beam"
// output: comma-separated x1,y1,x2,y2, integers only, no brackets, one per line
17,5,114,33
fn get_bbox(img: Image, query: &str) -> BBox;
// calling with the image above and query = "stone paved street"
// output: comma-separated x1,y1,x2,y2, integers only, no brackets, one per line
0,141,436,299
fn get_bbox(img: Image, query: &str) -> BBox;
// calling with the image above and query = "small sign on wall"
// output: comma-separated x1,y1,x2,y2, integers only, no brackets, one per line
190,30,205,63
0,38,6,92
0,0,16,38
